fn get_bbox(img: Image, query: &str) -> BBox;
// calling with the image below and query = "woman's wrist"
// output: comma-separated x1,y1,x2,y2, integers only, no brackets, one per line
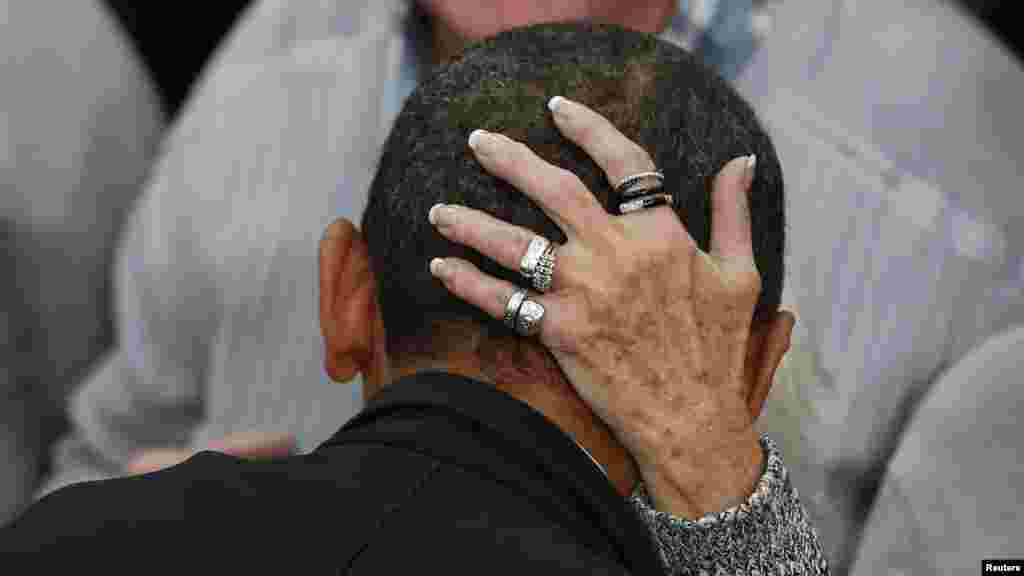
638,426,764,519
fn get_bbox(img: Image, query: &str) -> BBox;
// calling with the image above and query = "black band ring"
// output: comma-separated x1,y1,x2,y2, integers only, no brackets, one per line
616,192,674,215
615,171,664,198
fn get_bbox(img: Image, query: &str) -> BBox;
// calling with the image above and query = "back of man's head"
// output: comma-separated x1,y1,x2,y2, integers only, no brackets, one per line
361,22,785,364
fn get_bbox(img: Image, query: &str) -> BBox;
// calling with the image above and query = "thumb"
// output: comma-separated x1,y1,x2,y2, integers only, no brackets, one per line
709,155,757,267
747,309,797,418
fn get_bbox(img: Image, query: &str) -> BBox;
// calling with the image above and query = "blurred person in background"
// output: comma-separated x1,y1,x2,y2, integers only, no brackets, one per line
731,0,1024,571
0,0,253,527
0,0,164,526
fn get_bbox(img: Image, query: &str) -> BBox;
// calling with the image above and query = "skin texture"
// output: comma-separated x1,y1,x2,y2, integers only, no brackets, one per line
320,98,795,516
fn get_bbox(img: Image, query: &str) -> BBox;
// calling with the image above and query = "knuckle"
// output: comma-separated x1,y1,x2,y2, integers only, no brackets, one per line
669,223,699,256
441,217,464,242
496,286,516,319
491,135,518,165
518,225,537,249
606,155,633,182
647,239,677,265
675,234,698,260
571,309,598,344
604,217,631,246
575,116,601,146
731,259,761,288
555,168,583,193
607,144,654,182
540,323,571,352
556,170,593,212
445,259,469,288
440,268,460,293
725,264,762,300
510,139,533,166
634,144,655,168
543,302,583,353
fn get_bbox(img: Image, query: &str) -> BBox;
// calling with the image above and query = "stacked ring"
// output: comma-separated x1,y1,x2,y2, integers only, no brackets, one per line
515,299,546,336
607,170,667,215
503,287,546,337
619,193,674,215
532,243,557,293
503,288,528,329
519,236,551,278
615,171,665,198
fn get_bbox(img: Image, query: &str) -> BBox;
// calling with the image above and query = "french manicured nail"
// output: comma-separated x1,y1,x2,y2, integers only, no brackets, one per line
547,95,566,115
428,203,443,226
745,154,757,184
429,203,456,227
429,257,449,278
468,129,494,154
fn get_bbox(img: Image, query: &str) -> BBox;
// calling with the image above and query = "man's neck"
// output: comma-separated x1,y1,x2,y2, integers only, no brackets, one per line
483,366,641,498
386,345,640,497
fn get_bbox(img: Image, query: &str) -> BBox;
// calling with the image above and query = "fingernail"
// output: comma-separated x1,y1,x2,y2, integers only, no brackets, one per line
468,129,492,153
428,203,444,226
429,257,448,278
745,154,757,184
430,204,456,227
548,96,566,115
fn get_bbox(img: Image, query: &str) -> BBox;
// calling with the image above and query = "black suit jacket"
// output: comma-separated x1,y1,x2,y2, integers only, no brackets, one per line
0,371,664,574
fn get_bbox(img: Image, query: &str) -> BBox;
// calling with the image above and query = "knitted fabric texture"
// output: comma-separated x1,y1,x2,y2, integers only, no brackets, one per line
629,436,831,575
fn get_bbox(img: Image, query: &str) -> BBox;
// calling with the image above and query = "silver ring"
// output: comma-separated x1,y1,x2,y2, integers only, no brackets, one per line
619,193,674,215
621,180,664,199
531,243,557,293
615,171,664,199
503,288,528,330
519,235,552,278
515,298,546,337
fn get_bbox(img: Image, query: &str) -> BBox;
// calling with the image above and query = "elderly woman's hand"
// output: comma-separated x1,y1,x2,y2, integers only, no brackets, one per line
427,96,791,518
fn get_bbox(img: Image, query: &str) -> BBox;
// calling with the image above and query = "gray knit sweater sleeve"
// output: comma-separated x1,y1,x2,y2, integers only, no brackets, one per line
627,435,830,575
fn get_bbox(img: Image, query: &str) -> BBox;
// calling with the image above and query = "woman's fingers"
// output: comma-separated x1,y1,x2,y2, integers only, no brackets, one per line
467,129,607,242
429,256,525,321
547,96,657,190
709,155,758,270
429,203,569,290
429,255,559,330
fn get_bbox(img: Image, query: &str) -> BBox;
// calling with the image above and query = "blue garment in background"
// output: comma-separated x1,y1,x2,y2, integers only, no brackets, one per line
677,0,762,81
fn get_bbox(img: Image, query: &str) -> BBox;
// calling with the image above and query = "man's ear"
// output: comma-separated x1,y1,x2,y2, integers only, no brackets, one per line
744,309,797,419
319,218,376,383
